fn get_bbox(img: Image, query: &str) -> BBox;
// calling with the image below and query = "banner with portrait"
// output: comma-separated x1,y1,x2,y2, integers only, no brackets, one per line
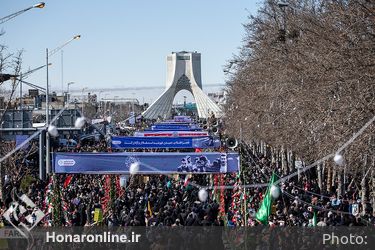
53,152,240,174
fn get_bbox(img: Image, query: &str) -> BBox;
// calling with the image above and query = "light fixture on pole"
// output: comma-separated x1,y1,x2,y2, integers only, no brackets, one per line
48,35,81,57
0,2,45,24
45,34,81,177
58,35,80,95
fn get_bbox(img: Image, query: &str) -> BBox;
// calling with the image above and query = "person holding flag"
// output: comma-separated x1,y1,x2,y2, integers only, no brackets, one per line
255,172,278,225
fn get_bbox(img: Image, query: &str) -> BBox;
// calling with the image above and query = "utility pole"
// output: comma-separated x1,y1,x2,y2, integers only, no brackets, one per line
45,48,51,176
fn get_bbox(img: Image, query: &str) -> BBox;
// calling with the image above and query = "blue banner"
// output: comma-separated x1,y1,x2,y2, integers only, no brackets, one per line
150,123,201,131
173,116,192,122
53,152,240,174
144,127,201,131
111,136,221,149
134,131,209,137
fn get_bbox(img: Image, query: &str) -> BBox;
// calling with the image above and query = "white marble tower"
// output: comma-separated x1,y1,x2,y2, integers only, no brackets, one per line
142,51,222,119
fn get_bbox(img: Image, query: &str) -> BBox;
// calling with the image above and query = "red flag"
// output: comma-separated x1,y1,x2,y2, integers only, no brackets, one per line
63,175,73,188
195,148,202,153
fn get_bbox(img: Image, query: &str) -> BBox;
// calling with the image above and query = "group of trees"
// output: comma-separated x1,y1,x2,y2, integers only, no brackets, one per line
224,0,374,213
0,38,23,123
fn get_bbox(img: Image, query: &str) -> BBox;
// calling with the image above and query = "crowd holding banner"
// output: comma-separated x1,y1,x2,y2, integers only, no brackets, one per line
53,152,239,174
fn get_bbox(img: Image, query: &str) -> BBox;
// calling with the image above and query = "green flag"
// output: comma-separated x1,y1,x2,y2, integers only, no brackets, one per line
255,172,277,225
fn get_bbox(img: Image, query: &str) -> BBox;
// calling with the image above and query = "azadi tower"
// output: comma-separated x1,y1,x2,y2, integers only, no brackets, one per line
142,51,222,119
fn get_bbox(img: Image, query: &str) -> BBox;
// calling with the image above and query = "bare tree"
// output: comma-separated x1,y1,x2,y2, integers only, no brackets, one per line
225,0,375,212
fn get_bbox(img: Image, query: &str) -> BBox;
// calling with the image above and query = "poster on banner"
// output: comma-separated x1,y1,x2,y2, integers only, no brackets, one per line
111,136,221,149
53,152,240,174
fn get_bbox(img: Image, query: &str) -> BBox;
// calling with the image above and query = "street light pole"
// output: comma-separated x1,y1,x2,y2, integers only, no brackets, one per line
45,35,81,177
0,2,45,24
61,50,64,96
45,48,50,175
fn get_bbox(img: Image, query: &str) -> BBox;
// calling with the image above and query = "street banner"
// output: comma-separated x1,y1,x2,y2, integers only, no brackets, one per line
134,131,209,137
159,116,192,123
173,116,192,122
144,127,202,131
111,136,220,149
159,121,190,125
151,124,200,131
53,152,240,174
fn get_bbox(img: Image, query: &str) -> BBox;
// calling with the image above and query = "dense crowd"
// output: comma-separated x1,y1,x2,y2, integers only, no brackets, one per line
0,119,374,228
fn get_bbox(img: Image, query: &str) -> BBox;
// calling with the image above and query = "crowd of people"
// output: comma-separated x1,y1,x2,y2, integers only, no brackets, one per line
0,118,374,229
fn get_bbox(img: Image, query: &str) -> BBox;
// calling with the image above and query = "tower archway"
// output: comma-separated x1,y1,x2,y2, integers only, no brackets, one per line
142,51,222,119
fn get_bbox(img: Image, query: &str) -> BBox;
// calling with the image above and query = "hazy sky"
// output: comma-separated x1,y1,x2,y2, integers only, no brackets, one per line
0,0,259,103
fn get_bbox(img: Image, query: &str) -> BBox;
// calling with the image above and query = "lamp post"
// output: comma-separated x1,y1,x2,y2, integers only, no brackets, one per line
45,34,81,176
61,50,64,96
0,2,45,24
66,81,75,105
